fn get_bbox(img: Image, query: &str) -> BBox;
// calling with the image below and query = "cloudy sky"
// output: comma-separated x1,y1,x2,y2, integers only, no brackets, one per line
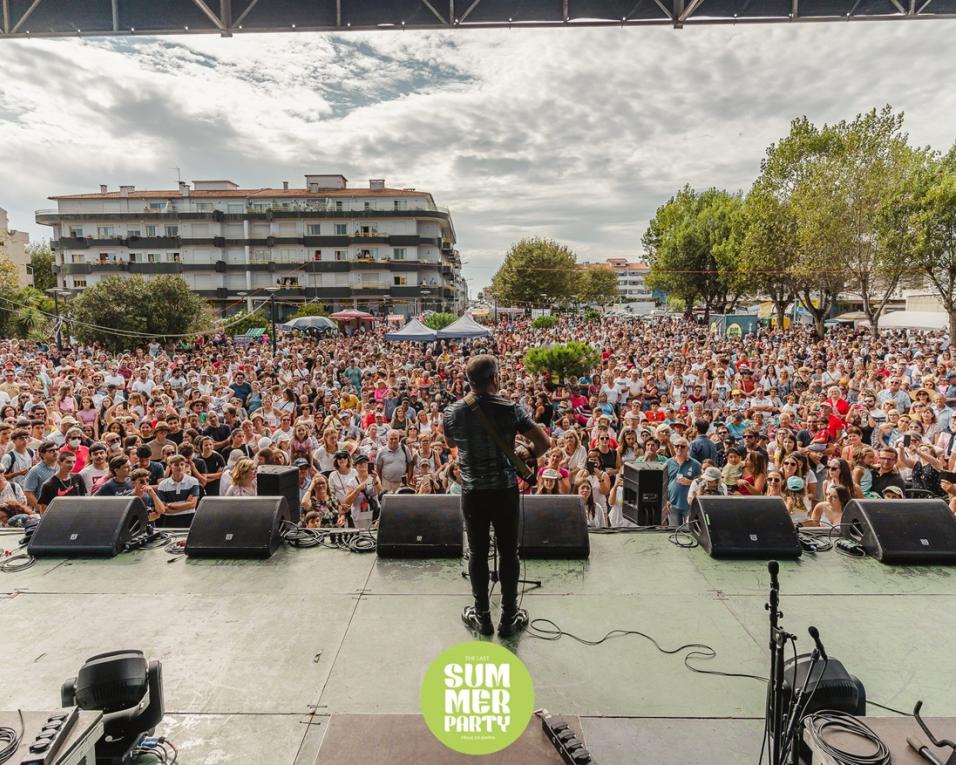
1,21,955,292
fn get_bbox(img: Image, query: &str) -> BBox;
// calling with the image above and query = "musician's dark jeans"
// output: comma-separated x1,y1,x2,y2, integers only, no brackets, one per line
462,487,521,613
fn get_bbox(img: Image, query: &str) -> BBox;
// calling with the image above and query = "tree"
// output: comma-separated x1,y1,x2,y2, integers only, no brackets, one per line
910,143,956,343
490,238,580,308
740,188,798,330
422,312,457,330
291,302,328,318
27,243,55,292
577,265,619,307
824,107,922,336
643,187,745,321
69,275,210,351
531,315,558,329
523,341,601,384
10,287,54,340
221,309,269,336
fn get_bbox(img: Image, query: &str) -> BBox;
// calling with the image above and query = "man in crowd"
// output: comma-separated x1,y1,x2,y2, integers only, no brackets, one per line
665,438,701,529
37,452,86,513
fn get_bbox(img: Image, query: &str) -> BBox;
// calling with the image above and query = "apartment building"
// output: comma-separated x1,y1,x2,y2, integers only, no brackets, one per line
603,258,653,301
36,175,467,317
0,207,30,286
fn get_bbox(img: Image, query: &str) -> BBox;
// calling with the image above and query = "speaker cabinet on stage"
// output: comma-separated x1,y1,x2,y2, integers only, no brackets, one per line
622,461,666,526
376,494,464,558
27,497,150,557
256,464,301,523
689,496,801,559
519,495,590,559
841,499,956,564
185,496,290,559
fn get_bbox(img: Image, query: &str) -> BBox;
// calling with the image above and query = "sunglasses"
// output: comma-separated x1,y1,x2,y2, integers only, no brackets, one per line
767,478,782,484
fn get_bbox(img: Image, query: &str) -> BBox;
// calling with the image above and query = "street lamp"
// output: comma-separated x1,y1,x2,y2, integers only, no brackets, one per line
265,286,280,358
46,288,70,352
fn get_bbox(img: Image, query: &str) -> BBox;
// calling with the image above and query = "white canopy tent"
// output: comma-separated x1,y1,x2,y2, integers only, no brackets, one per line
879,311,949,331
436,314,493,339
384,318,438,342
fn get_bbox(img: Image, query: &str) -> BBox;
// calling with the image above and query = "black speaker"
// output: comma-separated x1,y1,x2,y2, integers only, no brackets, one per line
841,499,956,564
689,496,801,559
28,497,150,557
256,464,301,522
519,495,590,559
185,496,291,558
376,494,463,558
622,461,666,526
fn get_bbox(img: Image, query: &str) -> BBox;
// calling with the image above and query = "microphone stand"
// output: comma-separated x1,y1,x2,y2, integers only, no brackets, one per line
766,560,794,765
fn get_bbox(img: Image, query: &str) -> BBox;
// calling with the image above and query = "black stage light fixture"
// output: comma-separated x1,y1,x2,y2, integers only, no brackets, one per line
61,650,165,765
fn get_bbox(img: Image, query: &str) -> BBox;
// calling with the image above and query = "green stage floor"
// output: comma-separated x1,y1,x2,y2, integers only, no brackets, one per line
2,531,955,763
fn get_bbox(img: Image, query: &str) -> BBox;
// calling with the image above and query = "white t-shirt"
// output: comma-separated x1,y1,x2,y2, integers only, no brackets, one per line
328,469,359,508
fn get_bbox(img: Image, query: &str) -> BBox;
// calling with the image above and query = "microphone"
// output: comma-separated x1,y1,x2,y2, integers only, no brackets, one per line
808,626,828,661
768,560,779,588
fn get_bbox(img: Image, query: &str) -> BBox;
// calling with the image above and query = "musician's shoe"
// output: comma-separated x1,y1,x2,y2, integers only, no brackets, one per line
497,607,529,638
461,605,494,636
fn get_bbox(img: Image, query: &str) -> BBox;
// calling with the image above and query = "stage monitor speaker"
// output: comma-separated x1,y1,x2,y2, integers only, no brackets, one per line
376,494,463,558
841,499,956,564
28,497,150,557
622,461,666,526
519,495,590,559
690,496,801,559
256,464,301,523
185,496,290,559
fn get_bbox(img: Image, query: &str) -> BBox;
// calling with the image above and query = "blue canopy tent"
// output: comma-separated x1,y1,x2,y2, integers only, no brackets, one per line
436,314,493,339
384,318,438,342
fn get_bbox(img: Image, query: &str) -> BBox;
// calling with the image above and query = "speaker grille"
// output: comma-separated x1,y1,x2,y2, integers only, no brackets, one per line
185,496,290,558
842,499,956,564
28,497,149,557
690,496,801,559
377,495,463,558
519,495,590,559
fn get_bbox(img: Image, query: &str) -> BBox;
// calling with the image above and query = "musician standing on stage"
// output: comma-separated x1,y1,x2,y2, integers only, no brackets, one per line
443,354,551,638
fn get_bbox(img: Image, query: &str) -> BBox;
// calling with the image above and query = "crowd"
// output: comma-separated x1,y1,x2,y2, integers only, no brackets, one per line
1,314,955,532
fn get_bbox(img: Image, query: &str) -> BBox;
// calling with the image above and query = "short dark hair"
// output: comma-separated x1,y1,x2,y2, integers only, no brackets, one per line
466,355,497,391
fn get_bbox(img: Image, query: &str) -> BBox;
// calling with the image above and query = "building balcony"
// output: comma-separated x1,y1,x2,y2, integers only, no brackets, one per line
127,236,182,249
36,207,453,226
128,262,184,274
58,237,90,249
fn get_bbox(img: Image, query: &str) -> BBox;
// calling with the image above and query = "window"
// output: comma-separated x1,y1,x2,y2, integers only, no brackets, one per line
147,253,157,264
145,225,157,237
364,202,371,211
334,250,348,262
279,276,299,287
314,250,322,261
307,224,322,235
393,248,406,261
227,203,245,213
334,224,347,236
165,225,179,237
195,202,213,211
73,279,87,288
97,226,114,238
70,253,85,264
335,201,343,211
394,200,406,211
68,226,84,237
127,228,141,237
168,252,181,263
148,202,165,210
393,275,407,286
129,253,137,263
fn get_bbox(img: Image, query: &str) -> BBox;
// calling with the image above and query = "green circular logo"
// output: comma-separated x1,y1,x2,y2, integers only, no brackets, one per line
420,640,535,755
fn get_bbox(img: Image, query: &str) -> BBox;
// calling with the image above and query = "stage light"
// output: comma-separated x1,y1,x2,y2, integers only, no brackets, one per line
62,650,165,765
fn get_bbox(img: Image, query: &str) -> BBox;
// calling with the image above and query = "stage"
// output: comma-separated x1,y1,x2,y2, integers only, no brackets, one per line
2,530,956,764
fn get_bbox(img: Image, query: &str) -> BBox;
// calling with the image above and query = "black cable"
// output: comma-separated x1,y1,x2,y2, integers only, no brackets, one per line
527,618,768,682
0,553,36,573
867,699,911,716
668,521,698,549
804,710,891,765
0,709,24,764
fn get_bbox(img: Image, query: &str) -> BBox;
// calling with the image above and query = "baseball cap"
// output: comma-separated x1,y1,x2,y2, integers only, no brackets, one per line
786,476,805,491
352,454,369,465
703,466,722,481
542,468,561,480
293,458,309,469
882,485,905,498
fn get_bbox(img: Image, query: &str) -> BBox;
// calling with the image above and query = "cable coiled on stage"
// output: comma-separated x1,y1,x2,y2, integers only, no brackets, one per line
803,710,891,765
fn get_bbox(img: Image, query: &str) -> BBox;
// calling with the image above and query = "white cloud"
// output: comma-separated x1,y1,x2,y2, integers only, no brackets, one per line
1,21,955,293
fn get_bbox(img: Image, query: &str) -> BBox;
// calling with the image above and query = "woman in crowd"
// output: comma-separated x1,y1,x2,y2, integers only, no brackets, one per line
736,450,768,496
808,483,852,527
327,450,358,527
560,430,587,473
823,458,861,499
852,446,877,498
223,457,257,497
617,427,641,464
577,479,607,529
536,468,563,495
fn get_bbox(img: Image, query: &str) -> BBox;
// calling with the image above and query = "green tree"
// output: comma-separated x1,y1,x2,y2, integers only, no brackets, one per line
523,341,601,384
10,287,54,340
577,265,619,307
292,302,328,318
0,256,25,337
910,143,956,343
26,243,56,292
423,312,457,330
740,188,798,330
69,275,209,351
531,315,558,329
643,187,745,321
221,309,269,336
490,237,579,308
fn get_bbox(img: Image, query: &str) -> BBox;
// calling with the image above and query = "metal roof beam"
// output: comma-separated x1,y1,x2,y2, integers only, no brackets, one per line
679,0,706,22
220,0,233,35
1,0,9,35
652,0,674,18
191,0,225,29
234,0,260,27
111,0,118,31
917,0,932,11
421,0,448,24
11,0,42,34
460,0,482,22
